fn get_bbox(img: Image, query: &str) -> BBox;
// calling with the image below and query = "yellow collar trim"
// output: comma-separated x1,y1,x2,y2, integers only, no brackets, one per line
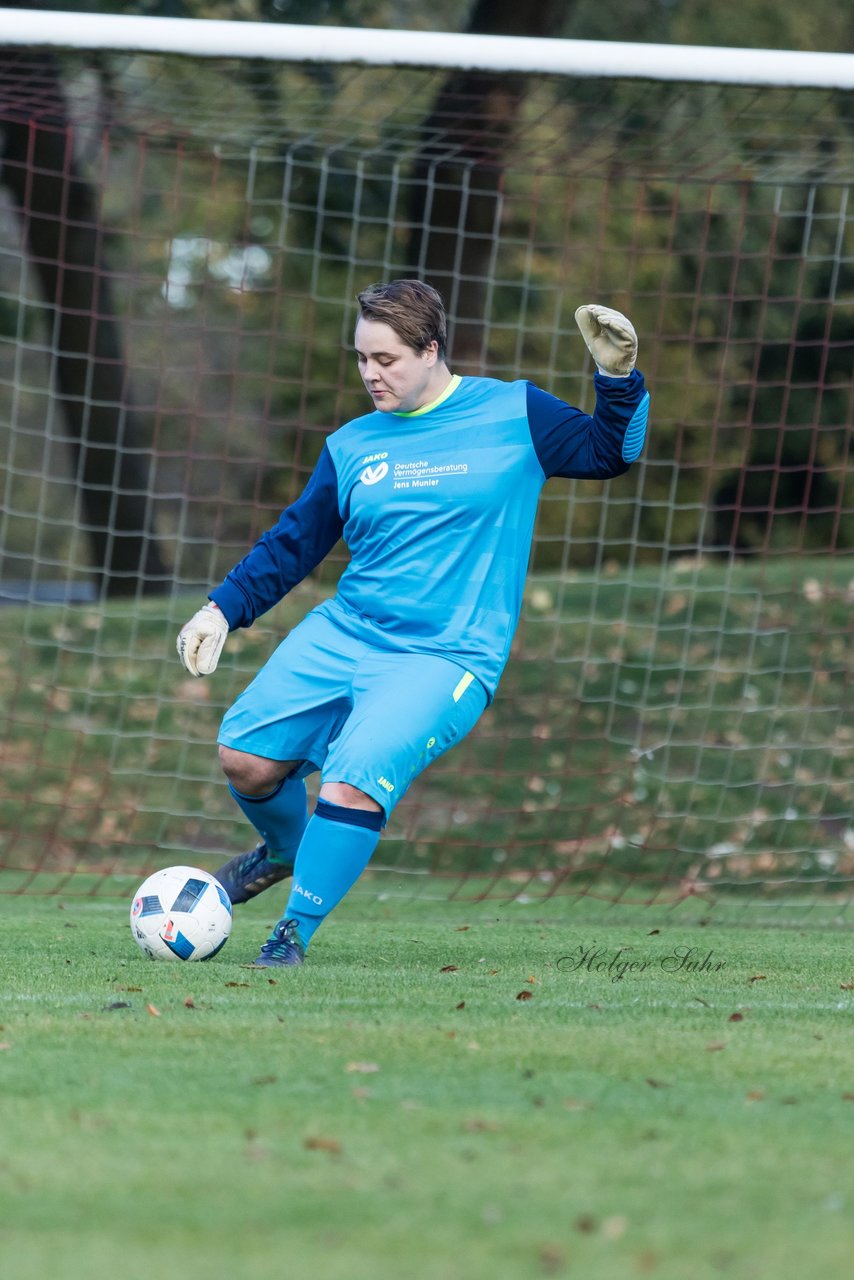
393,373,461,418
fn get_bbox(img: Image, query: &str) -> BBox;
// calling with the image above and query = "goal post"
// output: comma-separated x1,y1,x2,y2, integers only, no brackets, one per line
0,10,851,922
4,8,854,85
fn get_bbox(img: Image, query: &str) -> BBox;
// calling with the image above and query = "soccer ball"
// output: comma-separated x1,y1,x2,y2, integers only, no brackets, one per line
130,865,232,961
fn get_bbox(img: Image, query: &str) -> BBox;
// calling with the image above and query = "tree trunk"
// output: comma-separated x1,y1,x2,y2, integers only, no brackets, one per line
0,48,170,597
407,0,575,370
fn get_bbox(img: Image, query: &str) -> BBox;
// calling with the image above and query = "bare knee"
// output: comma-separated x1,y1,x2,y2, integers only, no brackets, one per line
218,745,293,796
319,780,383,812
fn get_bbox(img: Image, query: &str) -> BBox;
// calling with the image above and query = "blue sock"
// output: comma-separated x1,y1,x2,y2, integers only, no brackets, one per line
283,798,382,948
228,776,308,868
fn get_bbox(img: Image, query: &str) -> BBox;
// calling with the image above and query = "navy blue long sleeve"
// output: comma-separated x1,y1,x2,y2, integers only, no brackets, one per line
210,445,344,629
526,369,649,479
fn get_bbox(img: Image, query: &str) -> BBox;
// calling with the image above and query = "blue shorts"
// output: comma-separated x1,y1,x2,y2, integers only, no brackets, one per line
217,605,487,819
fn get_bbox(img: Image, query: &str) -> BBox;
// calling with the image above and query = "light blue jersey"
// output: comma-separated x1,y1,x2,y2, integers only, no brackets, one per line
322,375,543,691
211,370,649,697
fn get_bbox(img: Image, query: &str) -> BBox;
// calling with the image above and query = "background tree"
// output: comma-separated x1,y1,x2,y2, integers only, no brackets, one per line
406,0,575,369
0,3,171,597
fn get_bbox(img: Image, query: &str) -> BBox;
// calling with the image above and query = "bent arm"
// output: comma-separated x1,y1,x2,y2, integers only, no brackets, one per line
527,370,650,480
209,445,344,628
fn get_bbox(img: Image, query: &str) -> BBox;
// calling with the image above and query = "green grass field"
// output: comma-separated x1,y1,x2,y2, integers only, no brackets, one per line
1,892,852,1280
1,558,851,1275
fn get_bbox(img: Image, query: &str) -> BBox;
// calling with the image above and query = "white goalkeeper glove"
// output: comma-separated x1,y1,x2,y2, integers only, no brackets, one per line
176,602,229,677
575,304,638,378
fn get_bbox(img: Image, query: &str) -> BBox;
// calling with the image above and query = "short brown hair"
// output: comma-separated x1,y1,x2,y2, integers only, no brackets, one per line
356,279,447,358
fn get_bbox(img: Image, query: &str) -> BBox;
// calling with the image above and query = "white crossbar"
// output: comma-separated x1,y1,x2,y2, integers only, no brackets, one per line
1,8,853,89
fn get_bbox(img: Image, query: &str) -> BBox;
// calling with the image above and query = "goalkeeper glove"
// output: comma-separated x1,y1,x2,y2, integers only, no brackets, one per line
177,602,229,677
575,304,638,377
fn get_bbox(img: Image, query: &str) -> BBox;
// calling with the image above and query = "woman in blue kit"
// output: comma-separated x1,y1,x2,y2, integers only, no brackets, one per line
177,280,650,966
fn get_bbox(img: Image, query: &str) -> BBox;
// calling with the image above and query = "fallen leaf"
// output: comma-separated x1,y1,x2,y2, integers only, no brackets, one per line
645,1078,668,1088
842,1093,854,1102
456,1001,466,1010
588,1003,602,1012
516,990,533,1001
745,1090,765,1103
705,1041,727,1052
729,1012,745,1022
345,1062,380,1074
102,1001,131,1011
563,1097,594,1111
538,1243,566,1274
781,1096,799,1105
351,1087,373,1100
440,965,459,973
0,1043,11,1051
183,997,196,1008
466,1041,481,1051
647,929,660,936
748,975,767,983
146,1003,160,1017
179,677,211,703
303,1135,342,1155
121,986,142,992
455,925,470,932
665,591,688,616
575,1214,596,1234
601,1215,627,1240
251,1075,277,1086
693,996,710,1007
526,975,538,984
464,1117,500,1132
243,1137,269,1162
840,982,854,991
225,981,250,988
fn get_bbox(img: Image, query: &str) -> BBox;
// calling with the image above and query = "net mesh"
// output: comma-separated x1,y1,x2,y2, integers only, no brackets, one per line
0,43,852,920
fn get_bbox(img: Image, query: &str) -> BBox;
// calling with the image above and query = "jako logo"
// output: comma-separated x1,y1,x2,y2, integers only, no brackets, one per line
360,462,388,485
293,882,323,905
377,776,395,793
362,451,388,464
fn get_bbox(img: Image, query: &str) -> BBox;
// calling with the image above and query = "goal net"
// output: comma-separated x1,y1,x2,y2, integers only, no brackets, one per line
0,13,852,922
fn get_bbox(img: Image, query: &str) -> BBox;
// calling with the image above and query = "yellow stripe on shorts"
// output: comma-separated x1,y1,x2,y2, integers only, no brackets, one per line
452,671,475,703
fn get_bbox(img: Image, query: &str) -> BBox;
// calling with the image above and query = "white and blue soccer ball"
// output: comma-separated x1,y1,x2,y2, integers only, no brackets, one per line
130,865,232,961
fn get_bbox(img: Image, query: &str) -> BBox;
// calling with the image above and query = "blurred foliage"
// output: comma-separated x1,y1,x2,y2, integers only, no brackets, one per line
0,1,852,589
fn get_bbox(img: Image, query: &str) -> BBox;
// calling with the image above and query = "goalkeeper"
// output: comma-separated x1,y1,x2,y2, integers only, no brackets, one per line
177,280,649,967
